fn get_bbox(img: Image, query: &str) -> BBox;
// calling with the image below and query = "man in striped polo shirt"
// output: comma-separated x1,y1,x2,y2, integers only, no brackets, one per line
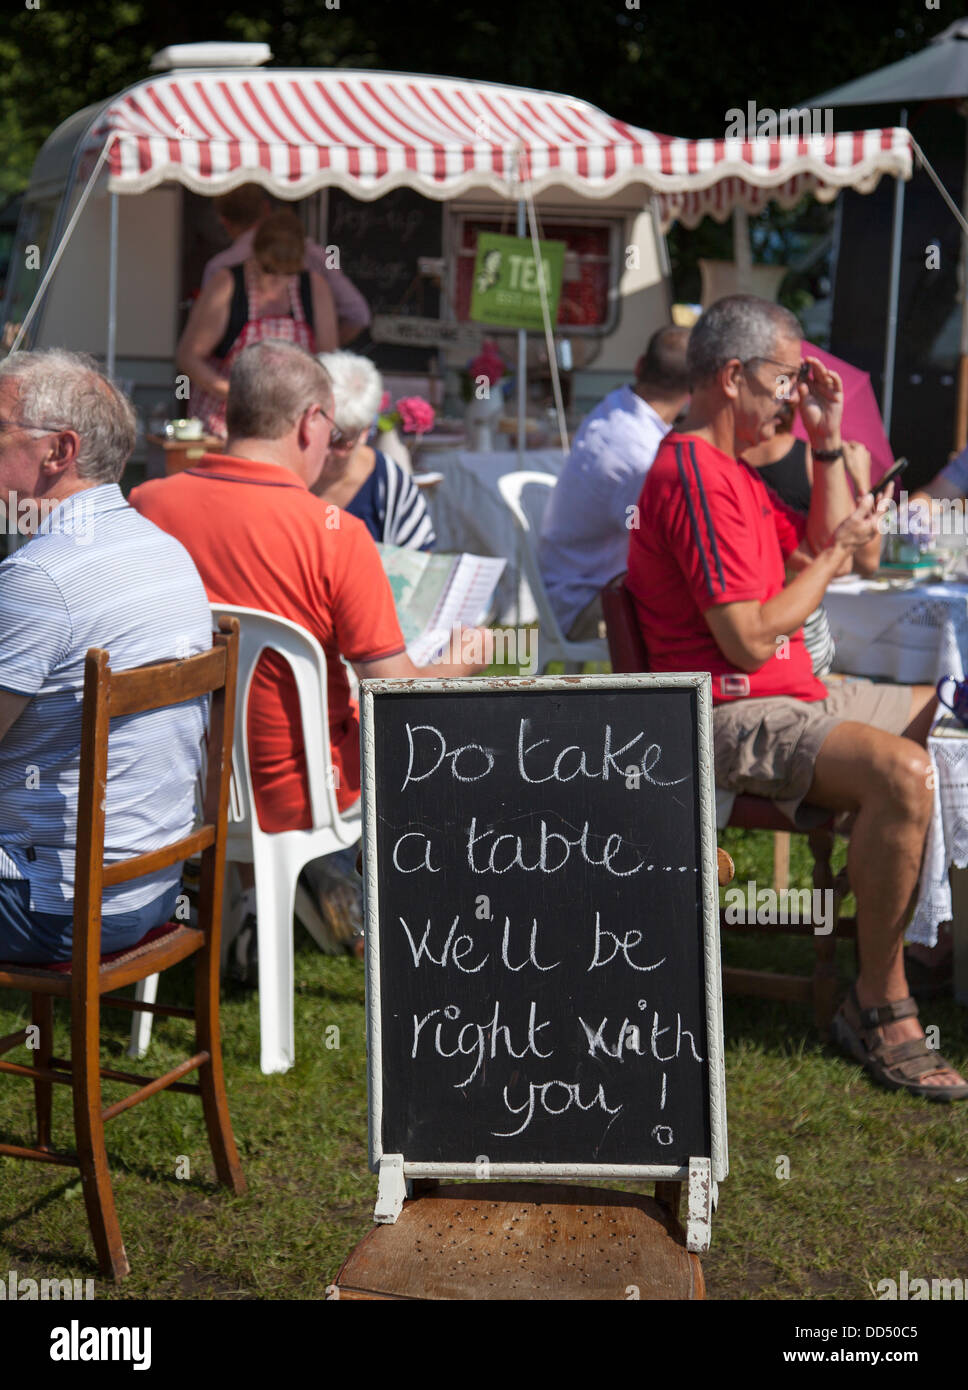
628,294,967,1101
0,350,213,963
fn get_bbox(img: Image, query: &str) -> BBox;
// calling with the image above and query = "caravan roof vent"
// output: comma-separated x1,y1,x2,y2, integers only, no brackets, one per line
149,42,273,72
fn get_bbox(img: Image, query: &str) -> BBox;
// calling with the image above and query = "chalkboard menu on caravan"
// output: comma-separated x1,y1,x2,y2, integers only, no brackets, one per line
361,675,727,1183
327,187,442,319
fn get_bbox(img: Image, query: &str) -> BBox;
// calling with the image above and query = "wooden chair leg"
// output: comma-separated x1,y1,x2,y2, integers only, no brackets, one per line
772,831,790,892
71,992,129,1280
31,993,53,1151
808,827,841,1038
195,951,246,1195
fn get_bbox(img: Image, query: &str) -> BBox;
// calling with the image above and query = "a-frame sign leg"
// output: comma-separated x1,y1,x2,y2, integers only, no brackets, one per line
374,1154,409,1224
685,1156,717,1253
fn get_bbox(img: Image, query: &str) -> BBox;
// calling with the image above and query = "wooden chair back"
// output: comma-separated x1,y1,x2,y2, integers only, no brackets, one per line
73,619,238,980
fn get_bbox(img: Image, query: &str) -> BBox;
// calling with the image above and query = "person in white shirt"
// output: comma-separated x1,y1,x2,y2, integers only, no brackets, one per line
538,325,690,639
201,185,371,347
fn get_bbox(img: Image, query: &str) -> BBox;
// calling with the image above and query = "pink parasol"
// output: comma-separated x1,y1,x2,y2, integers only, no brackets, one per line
793,341,894,484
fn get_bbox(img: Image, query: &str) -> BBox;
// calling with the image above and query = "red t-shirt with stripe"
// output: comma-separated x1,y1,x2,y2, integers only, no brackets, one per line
627,433,827,703
131,454,406,830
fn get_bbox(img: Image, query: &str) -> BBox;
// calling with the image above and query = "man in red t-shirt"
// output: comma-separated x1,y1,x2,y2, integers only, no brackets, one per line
628,294,966,1101
131,341,482,952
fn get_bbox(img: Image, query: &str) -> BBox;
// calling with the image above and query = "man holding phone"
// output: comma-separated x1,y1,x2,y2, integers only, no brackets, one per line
629,294,967,1102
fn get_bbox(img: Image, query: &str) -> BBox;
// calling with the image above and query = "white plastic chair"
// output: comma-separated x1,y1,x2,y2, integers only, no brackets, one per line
129,605,361,1074
496,471,609,672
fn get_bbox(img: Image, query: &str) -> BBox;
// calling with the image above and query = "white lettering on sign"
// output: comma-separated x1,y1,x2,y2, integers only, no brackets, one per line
587,913,666,971
516,719,689,787
398,915,489,972
494,1077,623,1137
506,255,552,292
466,817,644,876
401,723,494,790
411,1000,553,1087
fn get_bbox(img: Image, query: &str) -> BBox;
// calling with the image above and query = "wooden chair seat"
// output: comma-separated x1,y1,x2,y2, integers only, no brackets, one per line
332,1184,704,1301
0,923,204,997
729,793,834,833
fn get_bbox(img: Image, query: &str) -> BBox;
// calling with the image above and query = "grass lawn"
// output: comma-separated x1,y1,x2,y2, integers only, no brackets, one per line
1,826,965,1300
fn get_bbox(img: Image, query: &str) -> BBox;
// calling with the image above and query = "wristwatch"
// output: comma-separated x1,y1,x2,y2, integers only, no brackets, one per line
813,445,845,463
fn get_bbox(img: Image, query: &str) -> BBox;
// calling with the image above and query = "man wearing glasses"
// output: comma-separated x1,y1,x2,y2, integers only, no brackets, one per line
0,349,212,963
627,294,967,1101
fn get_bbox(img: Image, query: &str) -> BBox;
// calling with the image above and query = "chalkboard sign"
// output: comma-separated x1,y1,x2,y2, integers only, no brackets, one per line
327,188,442,320
361,675,727,1195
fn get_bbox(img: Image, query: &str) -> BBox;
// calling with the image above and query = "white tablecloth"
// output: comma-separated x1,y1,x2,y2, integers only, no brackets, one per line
916,714,968,945
825,577,968,945
421,449,567,624
825,577,968,686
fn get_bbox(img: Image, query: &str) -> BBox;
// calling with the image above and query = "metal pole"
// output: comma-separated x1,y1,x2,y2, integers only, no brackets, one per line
881,107,908,438
516,197,527,465
106,191,119,380
956,107,968,453
733,205,753,293
8,135,116,356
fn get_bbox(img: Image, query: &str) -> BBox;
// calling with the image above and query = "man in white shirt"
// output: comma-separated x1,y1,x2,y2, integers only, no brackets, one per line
538,325,690,639
202,185,371,347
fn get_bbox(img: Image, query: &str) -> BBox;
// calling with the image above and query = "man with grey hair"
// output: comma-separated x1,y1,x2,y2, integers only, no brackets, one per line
0,350,213,962
130,340,482,955
628,294,966,1101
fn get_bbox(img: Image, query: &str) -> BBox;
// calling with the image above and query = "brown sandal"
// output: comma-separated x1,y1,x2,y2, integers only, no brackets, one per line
831,986,968,1103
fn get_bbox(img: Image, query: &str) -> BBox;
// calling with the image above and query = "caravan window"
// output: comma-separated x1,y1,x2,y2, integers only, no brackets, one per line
452,214,618,333
1,199,57,344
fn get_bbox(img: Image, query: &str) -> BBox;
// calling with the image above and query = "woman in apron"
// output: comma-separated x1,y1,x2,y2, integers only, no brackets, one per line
176,209,338,439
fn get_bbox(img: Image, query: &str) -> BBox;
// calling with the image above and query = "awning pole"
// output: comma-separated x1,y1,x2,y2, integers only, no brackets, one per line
7,135,116,356
881,107,908,438
525,189,568,453
106,191,119,380
957,106,968,454
733,205,753,293
516,196,526,466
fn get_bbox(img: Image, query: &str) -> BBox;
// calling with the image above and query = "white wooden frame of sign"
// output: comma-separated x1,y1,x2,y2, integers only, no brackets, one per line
359,673,728,1254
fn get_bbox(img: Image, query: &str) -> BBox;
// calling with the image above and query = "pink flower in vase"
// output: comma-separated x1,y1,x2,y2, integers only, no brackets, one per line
395,396,436,437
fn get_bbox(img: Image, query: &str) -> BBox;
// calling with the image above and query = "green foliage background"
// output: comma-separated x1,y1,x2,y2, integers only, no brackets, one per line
0,0,951,199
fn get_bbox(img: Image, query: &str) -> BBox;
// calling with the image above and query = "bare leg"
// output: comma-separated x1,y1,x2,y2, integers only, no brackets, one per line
807,719,964,1089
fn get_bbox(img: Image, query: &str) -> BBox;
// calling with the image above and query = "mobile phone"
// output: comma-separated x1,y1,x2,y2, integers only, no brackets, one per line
871,457,908,498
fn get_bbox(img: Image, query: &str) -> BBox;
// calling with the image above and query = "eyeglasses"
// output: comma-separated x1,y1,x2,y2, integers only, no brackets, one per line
310,403,347,448
741,358,809,400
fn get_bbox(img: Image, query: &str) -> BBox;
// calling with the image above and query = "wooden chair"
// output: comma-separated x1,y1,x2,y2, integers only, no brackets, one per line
600,575,854,1035
0,618,246,1279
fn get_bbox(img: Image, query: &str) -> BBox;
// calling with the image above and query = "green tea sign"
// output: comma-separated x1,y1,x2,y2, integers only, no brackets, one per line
469,233,565,331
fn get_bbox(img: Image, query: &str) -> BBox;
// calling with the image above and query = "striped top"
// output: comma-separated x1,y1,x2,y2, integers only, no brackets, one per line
0,485,212,916
346,450,435,551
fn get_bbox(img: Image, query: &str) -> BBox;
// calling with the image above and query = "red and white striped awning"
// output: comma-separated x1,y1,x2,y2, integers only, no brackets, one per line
79,69,912,225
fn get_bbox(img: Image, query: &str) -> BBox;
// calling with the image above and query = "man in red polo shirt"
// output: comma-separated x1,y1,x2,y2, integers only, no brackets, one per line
628,294,966,1101
131,341,481,952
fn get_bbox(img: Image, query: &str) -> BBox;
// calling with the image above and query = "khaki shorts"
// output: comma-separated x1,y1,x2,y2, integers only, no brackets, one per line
713,677,915,828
